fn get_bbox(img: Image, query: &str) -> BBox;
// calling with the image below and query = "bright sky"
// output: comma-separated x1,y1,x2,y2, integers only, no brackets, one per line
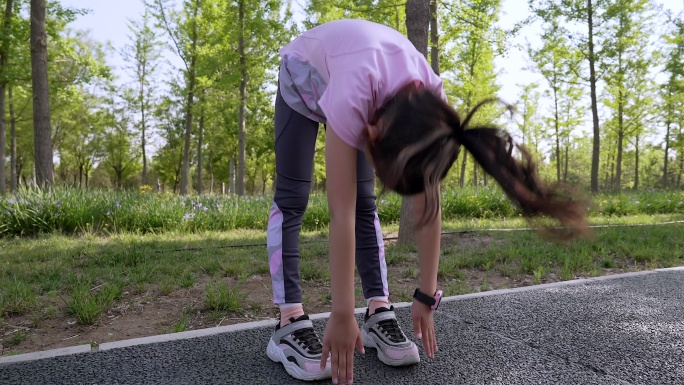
60,0,682,147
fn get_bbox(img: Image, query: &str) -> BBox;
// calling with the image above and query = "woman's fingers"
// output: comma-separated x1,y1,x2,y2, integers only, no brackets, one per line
347,346,355,384
321,341,330,371
331,346,339,384
338,346,347,385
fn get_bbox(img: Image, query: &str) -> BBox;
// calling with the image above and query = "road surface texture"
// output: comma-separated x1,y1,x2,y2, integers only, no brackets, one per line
2,268,683,384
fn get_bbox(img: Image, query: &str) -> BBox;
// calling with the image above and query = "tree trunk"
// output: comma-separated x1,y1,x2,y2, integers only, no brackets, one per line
472,161,478,187
0,0,13,195
459,152,467,187
615,110,624,191
209,147,214,194
553,90,560,183
429,0,439,76
399,0,430,246
0,83,5,195
229,159,236,195
141,78,148,186
634,132,639,190
587,0,600,193
663,106,671,188
236,0,247,196
180,3,198,196
9,84,16,192
197,94,204,195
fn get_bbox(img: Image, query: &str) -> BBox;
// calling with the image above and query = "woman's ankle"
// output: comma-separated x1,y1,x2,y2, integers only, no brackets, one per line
279,303,305,326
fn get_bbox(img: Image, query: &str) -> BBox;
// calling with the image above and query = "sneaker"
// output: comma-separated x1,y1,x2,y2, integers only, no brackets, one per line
266,314,332,381
361,306,420,366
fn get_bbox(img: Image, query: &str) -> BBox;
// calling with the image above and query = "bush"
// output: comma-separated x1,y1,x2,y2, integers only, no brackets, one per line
0,186,682,237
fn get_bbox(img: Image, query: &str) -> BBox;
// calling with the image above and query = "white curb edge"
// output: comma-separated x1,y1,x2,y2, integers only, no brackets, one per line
0,344,91,366
2,266,682,366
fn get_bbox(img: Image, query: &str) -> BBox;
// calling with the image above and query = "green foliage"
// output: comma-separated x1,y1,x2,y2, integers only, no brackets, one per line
64,278,122,326
204,280,245,312
1,187,683,237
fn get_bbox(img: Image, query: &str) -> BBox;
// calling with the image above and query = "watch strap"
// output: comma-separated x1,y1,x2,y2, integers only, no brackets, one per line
413,288,436,307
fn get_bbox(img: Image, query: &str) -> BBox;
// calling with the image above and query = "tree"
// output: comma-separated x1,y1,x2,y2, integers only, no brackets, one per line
529,0,608,192
660,12,684,188
529,18,584,183
30,0,53,187
121,10,162,187
146,0,201,196
516,83,544,163
442,0,504,187
397,0,429,246
102,92,141,189
0,0,14,194
601,0,654,190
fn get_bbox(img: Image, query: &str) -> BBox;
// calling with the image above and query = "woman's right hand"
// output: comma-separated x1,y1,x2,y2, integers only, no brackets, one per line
320,311,365,384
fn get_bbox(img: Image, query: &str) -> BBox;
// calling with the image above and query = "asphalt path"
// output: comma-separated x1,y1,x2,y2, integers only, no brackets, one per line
1,268,683,385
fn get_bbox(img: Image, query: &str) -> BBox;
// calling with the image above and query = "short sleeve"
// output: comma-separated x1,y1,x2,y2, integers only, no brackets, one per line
318,72,376,150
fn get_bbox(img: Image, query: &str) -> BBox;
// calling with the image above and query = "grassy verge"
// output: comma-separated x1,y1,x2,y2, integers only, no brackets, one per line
1,187,682,237
1,214,682,333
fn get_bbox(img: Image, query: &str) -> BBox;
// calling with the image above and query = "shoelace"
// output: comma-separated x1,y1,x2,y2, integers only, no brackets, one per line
292,327,323,354
377,318,406,343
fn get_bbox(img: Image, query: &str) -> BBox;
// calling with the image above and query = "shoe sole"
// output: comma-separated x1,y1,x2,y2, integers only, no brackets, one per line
361,329,421,366
266,339,332,381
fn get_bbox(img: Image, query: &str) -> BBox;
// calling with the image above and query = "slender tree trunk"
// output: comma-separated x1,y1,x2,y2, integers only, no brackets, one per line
554,90,560,183
0,84,5,195
180,3,198,196
563,142,569,182
0,0,13,195
634,133,639,190
587,0,600,193
9,85,16,192
141,78,148,185
615,117,624,191
663,105,672,188
472,160,478,187
429,0,439,76
459,152,467,187
237,0,247,196
197,95,204,194
677,150,683,188
229,159,236,195
399,0,430,246
209,147,214,194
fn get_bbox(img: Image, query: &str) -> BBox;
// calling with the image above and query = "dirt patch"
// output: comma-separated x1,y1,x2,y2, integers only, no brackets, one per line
0,233,648,356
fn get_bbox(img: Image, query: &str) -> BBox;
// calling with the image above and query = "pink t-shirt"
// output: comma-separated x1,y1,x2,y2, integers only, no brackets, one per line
279,19,446,149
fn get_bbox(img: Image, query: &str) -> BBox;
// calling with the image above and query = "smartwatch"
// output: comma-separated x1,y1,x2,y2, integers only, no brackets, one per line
413,288,443,310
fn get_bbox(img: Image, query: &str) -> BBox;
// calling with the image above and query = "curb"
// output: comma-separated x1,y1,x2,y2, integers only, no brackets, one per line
2,266,682,367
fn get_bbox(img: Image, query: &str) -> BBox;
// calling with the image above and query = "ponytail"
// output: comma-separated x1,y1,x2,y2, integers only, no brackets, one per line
447,99,590,240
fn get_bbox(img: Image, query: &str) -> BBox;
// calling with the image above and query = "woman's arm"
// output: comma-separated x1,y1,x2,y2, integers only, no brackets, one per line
325,126,358,313
410,189,441,359
321,127,364,385
414,191,441,295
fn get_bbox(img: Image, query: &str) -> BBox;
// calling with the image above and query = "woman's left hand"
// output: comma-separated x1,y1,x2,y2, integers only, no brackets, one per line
411,299,437,359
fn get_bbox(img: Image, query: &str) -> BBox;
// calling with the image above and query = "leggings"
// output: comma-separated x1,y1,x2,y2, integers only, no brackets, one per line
267,86,389,305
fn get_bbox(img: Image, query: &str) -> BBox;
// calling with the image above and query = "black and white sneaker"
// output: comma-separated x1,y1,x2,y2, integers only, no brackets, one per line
266,314,332,381
361,306,420,366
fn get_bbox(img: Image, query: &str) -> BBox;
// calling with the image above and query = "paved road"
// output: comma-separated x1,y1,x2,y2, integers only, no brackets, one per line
2,268,683,385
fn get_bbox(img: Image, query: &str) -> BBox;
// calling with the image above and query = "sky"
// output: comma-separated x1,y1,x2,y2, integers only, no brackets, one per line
59,0,682,150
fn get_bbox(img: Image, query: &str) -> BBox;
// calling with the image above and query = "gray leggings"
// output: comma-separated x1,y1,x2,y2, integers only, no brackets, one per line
267,87,389,305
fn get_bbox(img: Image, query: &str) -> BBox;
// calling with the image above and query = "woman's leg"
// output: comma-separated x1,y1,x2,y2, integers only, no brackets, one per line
268,87,319,311
354,150,389,304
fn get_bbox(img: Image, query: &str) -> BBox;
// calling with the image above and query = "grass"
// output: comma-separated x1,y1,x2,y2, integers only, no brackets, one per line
1,187,683,338
1,186,682,237
204,280,246,312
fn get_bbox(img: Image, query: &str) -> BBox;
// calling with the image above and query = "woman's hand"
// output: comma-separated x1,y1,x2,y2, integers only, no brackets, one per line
320,311,365,384
411,300,437,359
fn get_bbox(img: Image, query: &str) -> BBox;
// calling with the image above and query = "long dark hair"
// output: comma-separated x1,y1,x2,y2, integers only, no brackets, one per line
367,85,589,240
